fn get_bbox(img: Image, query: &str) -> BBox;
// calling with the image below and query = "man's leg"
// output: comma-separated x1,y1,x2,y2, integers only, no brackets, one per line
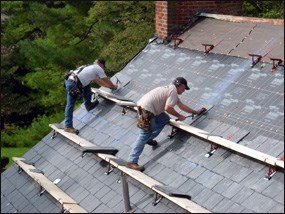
128,129,152,164
149,112,170,140
83,85,99,111
64,80,78,133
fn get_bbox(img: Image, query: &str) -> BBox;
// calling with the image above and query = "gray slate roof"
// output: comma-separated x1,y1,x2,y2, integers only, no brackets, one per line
1,16,284,213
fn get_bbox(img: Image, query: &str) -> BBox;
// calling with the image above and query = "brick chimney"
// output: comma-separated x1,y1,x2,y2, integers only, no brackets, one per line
156,0,243,40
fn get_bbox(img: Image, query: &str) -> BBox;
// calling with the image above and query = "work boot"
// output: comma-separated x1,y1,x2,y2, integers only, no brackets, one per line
85,99,99,112
64,127,79,135
126,162,145,172
146,139,158,146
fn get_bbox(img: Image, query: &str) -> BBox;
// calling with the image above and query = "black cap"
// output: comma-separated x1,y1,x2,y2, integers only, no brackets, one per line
97,58,105,67
172,77,190,90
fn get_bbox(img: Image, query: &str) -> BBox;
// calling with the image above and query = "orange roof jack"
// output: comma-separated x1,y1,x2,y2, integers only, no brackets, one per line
248,48,272,68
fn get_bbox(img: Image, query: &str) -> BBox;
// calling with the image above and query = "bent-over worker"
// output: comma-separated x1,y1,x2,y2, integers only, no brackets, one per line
126,77,207,171
64,58,118,134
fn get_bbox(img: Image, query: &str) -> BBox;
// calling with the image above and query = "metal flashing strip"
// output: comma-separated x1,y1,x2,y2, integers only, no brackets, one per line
49,123,210,213
198,13,284,25
12,157,87,213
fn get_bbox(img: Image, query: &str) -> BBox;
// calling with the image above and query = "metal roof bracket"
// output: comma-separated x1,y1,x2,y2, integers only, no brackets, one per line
152,192,163,206
249,48,272,68
168,126,179,139
248,54,262,68
205,142,219,157
264,156,284,180
202,44,214,54
270,58,283,72
264,165,277,181
173,38,183,49
105,164,114,175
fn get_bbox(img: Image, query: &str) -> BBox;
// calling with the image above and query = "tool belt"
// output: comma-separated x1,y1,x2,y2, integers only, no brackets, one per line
67,74,83,98
137,106,153,132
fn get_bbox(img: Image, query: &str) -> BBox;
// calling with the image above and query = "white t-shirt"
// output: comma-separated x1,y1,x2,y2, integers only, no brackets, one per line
75,64,107,87
137,84,179,116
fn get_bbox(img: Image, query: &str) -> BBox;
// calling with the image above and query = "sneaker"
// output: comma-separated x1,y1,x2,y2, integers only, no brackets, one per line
126,162,145,172
86,99,99,111
146,139,158,146
64,127,79,134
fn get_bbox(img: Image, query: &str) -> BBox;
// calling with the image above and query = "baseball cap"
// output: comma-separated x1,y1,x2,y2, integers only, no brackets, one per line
96,58,106,67
172,77,190,90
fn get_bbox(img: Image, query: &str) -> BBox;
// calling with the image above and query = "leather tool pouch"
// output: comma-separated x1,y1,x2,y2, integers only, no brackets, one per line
68,76,83,99
137,106,153,132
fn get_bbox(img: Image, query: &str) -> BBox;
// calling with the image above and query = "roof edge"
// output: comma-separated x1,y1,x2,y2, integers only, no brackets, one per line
199,12,284,26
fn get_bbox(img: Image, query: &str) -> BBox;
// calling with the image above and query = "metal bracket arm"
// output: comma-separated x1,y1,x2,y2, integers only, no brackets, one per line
248,54,262,67
270,58,283,72
202,44,214,54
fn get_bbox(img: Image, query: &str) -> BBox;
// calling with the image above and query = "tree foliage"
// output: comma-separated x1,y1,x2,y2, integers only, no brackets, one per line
1,1,155,130
242,0,284,18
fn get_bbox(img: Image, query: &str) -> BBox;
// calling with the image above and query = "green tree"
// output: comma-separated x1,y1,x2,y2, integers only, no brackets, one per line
243,0,284,18
1,1,155,146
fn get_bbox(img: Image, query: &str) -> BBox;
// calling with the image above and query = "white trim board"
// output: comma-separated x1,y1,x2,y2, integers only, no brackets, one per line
12,157,87,213
169,120,284,169
49,124,210,213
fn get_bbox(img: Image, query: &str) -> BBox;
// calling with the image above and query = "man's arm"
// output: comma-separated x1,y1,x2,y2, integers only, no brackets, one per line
165,105,186,121
95,77,118,90
177,101,207,115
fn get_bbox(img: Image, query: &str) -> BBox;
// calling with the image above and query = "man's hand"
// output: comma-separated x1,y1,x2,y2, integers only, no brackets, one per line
177,114,186,121
111,84,118,91
197,107,207,115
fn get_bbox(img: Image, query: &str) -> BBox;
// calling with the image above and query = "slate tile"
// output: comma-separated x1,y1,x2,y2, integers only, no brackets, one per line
192,188,214,205
195,169,224,189
232,186,254,204
213,197,244,213
242,192,278,213
269,203,284,213
203,192,224,210
168,174,188,189
212,177,234,194
72,188,90,203
262,180,284,204
92,203,114,213
221,181,243,199
229,153,265,172
213,159,239,179
187,165,207,179
239,171,264,188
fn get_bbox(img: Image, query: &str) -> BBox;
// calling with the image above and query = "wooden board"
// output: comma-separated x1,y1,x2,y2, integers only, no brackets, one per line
49,123,210,213
12,157,87,213
91,88,136,107
169,119,284,169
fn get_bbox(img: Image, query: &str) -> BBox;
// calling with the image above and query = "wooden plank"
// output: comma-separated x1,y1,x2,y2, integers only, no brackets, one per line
12,157,87,213
100,72,132,93
91,88,137,107
49,123,210,213
169,120,284,169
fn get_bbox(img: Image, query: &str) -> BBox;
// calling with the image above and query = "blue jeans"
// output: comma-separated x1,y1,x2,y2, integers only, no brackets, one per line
127,112,170,164
64,79,92,128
